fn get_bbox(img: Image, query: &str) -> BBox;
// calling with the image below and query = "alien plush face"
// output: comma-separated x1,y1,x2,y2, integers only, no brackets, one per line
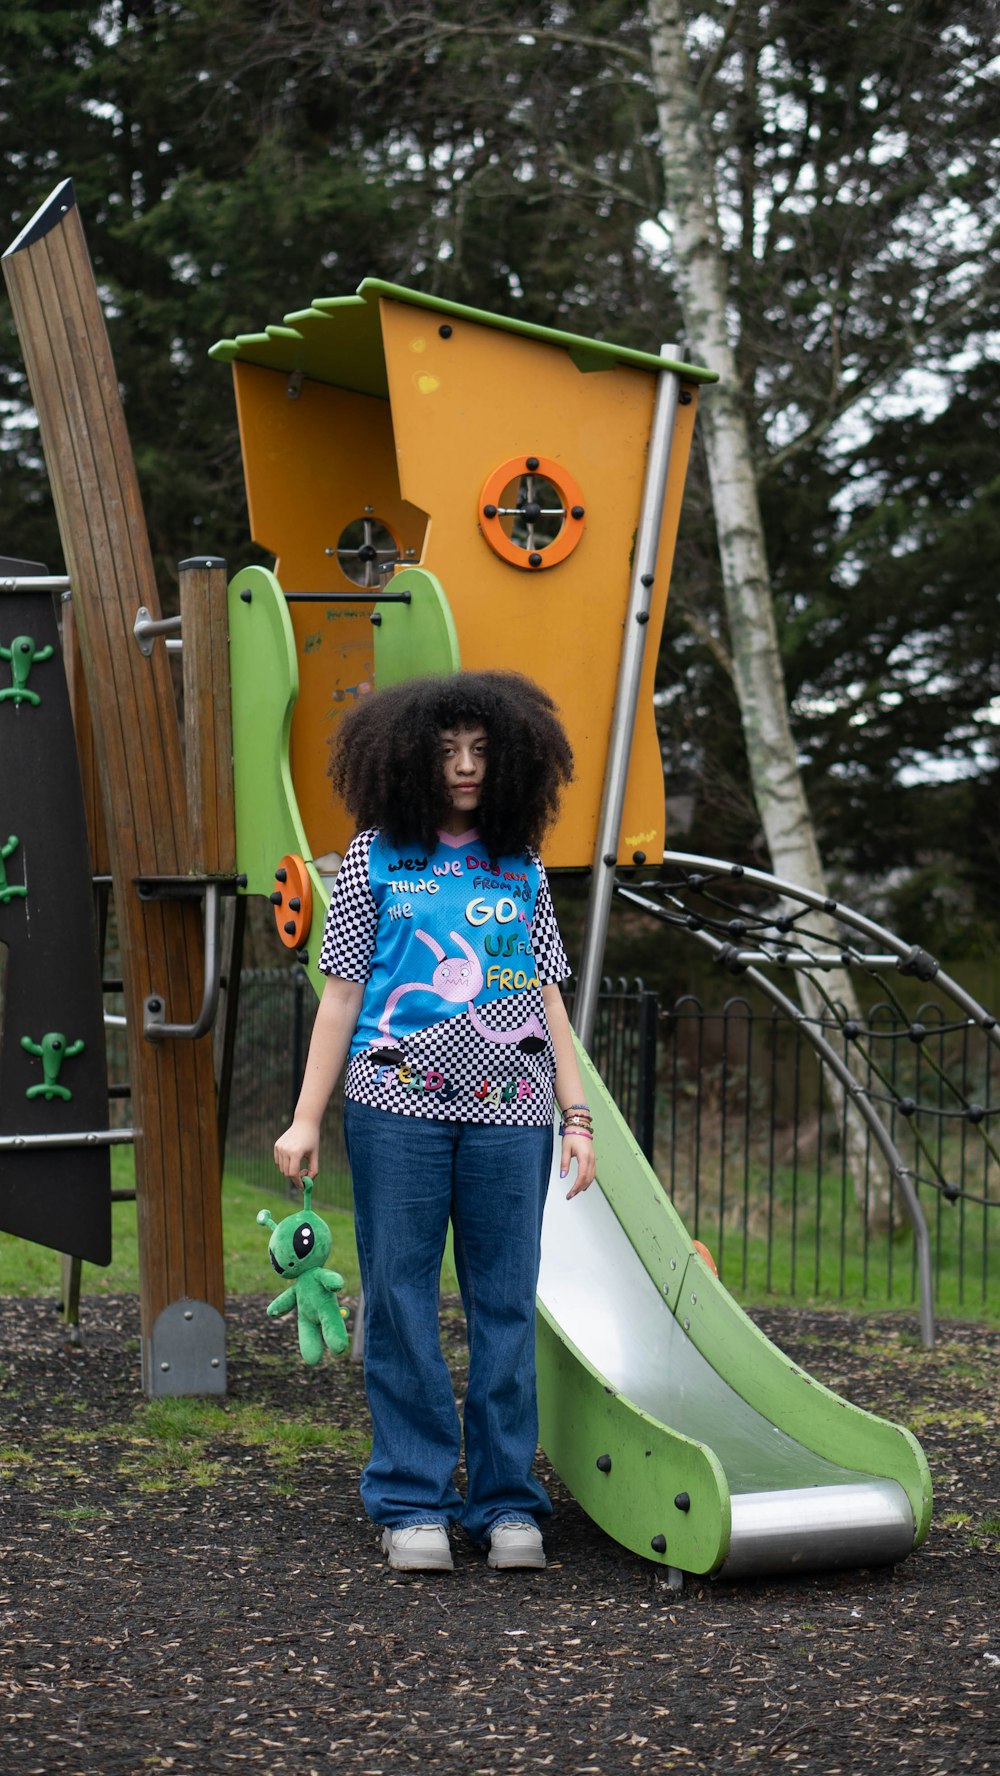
256,1178,333,1277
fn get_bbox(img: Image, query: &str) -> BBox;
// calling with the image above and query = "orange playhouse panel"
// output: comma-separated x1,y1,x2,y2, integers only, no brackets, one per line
378,298,698,868
229,308,698,871
231,362,427,858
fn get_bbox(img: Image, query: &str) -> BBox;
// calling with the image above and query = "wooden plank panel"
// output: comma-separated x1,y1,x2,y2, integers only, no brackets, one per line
45,222,179,868
3,181,224,1381
180,557,235,876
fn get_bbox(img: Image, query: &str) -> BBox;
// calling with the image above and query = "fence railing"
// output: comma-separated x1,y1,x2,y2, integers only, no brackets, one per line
656,992,997,1317
224,969,998,1314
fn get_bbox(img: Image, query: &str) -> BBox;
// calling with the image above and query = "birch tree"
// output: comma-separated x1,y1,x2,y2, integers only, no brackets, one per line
646,0,998,830
646,0,827,894
645,0,882,1206
644,1,862,1196
641,0,999,1220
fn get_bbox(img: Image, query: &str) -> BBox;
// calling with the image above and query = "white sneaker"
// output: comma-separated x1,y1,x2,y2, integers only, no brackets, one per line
487,1520,546,1569
381,1524,454,1571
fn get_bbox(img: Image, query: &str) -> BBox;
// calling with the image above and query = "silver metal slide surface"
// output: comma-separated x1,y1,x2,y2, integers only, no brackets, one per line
538,1149,915,1578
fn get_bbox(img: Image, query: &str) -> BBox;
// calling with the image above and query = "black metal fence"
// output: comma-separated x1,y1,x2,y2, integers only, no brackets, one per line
225,969,998,1314
656,992,998,1316
226,969,352,1210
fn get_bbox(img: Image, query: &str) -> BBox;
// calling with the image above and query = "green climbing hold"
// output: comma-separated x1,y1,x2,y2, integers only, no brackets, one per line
21,1030,85,1101
0,635,54,706
0,834,27,903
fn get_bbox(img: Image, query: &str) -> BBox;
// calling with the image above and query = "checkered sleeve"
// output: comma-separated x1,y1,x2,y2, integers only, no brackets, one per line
317,830,378,980
529,855,571,985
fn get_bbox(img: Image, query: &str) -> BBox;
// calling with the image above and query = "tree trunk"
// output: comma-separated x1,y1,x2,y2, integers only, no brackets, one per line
646,0,892,1227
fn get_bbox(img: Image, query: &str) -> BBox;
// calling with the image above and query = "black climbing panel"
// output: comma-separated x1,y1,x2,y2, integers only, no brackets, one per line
0,559,111,1263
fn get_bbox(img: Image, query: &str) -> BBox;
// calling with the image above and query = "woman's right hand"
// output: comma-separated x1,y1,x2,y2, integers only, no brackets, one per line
274,1118,321,1182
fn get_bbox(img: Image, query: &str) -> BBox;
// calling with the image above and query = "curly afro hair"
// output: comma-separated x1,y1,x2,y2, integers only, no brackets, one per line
328,671,573,856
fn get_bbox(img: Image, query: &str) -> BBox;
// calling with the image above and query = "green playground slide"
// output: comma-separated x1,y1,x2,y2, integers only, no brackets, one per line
228,564,932,1582
535,1043,932,1579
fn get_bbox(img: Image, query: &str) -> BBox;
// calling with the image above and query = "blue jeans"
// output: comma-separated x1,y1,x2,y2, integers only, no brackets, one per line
344,1101,553,1542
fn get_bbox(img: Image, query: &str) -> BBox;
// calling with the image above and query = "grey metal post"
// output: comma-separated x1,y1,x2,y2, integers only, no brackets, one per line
637,989,659,1162
573,350,684,1050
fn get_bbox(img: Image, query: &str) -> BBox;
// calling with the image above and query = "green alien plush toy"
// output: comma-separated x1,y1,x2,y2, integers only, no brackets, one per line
256,1179,350,1364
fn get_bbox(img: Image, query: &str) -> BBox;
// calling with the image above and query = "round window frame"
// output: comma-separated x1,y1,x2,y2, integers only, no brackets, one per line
335,515,400,587
478,454,586,570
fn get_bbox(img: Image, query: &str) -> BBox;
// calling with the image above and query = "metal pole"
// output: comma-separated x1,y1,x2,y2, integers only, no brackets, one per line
0,575,71,593
0,1128,136,1150
142,882,222,1040
637,989,659,1163
573,350,683,1050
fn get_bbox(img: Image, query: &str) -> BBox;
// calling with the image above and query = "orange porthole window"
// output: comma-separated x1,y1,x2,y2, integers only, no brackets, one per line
478,455,586,570
270,853,313,950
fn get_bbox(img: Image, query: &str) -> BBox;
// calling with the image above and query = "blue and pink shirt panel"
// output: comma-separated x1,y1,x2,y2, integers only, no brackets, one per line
318,828,570,1125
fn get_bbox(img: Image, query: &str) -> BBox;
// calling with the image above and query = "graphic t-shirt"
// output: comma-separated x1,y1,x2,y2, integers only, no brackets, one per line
317,828,570,1125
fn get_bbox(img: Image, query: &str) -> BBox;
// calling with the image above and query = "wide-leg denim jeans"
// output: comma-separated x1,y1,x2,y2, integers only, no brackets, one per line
344,1100,553,1542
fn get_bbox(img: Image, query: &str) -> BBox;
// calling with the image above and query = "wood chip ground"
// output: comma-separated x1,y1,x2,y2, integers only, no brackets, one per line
1,1296,996,1774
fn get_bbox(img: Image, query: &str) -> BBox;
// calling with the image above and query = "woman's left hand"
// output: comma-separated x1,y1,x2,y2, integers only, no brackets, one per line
560,1130,596,1198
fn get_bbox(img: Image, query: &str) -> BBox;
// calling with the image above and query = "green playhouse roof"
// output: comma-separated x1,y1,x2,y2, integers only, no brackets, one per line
209,278,718,398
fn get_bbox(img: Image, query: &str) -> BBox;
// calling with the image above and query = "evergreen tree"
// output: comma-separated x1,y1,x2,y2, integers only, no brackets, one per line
1,0,997,949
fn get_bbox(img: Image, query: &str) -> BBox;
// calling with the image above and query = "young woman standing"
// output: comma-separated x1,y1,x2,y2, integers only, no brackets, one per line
274,671,596,1572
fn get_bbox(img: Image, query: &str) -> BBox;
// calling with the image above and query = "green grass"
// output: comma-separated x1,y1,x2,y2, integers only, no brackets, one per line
20,1396,372,1496
939,1510,1000,1554
0,1150,460,1301
0,1444,33,1477
0,1144,995,1325
58,1395,371,1493
665,1156,1000,1326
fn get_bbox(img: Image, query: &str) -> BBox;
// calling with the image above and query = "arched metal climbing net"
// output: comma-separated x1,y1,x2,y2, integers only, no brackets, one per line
615,853,1000,1347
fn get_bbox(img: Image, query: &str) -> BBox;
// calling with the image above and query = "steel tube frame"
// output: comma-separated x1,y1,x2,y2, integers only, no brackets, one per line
617,865,947,1346
651,851,1000,1057
1,576,71,593
573,350,683,1050
143,881,222,1040
133,606,182,655
0,1128,136,1150
282,590,412,604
